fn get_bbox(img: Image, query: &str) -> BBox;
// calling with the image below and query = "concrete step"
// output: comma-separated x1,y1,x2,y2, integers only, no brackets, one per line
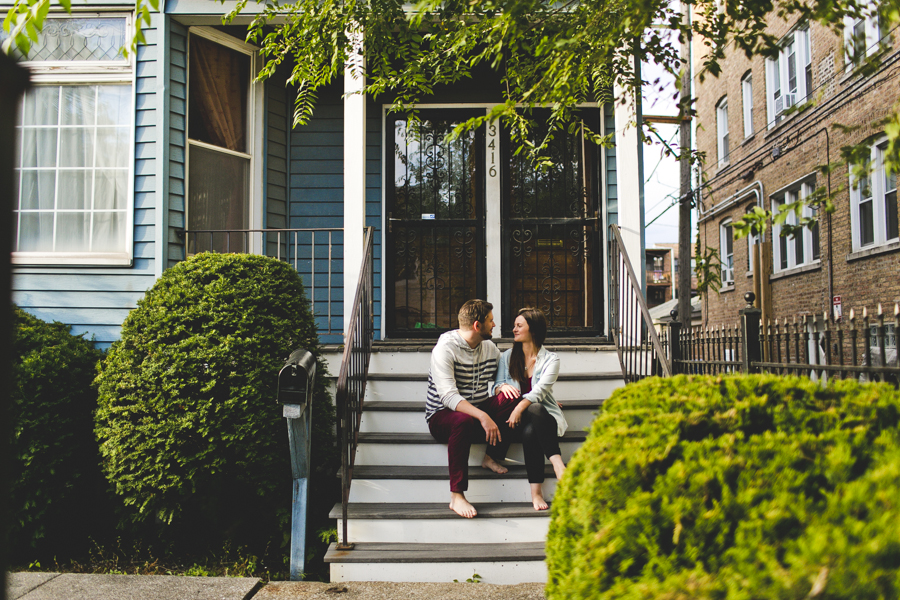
363,372,624,404
326,542,547,584
359,399,603,434
348,465,559,503
329,502,550,544
355,431,587,467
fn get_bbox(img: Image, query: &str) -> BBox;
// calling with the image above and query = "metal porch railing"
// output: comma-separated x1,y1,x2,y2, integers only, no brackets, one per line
608,224,672,382
179,228,343,335
334,226,376,550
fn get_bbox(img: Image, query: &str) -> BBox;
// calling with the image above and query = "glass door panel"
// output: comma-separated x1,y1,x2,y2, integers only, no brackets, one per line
387,111,485,336
503,112,601,334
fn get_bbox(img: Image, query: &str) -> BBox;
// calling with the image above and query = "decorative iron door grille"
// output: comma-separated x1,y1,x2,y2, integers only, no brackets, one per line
502,111,602,335
386,110,486,337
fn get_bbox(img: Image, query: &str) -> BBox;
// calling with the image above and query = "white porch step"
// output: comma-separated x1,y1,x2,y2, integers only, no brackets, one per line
359,399,603,433
355,431,586,466
326,542,547,584
329,502,550,544
364,372,624,404
366,342,621,374
348,465,559,504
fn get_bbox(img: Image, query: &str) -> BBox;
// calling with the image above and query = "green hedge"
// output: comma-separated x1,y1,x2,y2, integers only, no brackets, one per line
10,306,106,560
547,374,900,599
94,253,338,555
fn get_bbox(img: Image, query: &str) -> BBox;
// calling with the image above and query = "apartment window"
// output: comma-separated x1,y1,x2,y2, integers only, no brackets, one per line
742,73,754,138
772,180,820,271
720,219,734,285
187,28,259,254
851,137,899,250
717,98,729,166
766,25,812,128
10,16,134,265
844,1,881,68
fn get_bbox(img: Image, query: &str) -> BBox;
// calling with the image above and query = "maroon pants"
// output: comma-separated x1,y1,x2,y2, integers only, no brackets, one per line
427,394,519,493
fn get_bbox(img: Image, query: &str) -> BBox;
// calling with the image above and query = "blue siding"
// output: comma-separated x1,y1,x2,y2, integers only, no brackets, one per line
604,104,618,228
288,88,344,342
366,107,383,339
167,21,188,267
11,17,162,348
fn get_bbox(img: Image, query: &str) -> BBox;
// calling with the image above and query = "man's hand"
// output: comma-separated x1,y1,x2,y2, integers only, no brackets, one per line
479,413,501,445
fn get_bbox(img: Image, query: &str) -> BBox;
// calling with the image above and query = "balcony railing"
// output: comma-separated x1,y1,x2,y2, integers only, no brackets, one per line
179,228,344,336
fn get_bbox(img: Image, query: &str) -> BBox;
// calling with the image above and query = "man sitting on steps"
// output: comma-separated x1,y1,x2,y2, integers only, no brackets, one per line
425,299,509,518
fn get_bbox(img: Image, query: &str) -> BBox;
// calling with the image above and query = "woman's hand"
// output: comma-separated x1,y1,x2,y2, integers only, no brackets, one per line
496,384,521,401
506,399,531,428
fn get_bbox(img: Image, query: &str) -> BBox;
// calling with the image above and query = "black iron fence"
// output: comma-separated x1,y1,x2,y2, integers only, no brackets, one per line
662,292,900,385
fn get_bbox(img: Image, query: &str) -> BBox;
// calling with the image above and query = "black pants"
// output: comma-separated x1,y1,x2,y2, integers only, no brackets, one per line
492,401,561,484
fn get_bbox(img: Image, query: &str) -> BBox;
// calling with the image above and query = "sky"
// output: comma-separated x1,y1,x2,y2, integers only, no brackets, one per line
640,30,699,249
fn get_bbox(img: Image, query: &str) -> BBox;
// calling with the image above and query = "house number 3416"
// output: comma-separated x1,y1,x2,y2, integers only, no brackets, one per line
488,123,497,178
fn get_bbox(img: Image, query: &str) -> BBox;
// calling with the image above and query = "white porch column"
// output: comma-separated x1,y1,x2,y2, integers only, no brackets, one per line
613,57,646,287
484,110,503,329
343,29,366,337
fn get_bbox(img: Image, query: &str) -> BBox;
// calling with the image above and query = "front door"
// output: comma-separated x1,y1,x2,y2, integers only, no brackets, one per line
386,110,486,337
501,111,602,335
385,108,602,338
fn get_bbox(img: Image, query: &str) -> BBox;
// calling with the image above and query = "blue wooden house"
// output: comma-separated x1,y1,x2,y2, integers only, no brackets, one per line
7,1,647,347
6,1,651,582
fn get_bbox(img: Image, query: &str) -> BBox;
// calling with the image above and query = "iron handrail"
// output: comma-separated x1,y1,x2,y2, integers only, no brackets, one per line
334,226,376,551
608,224,672,381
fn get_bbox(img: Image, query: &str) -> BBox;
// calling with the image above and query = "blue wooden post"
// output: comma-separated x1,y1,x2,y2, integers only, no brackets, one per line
278,348,316,581
285,402,311,581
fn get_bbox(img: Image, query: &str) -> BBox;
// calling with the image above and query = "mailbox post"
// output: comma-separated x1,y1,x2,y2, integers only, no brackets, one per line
278,348,316,581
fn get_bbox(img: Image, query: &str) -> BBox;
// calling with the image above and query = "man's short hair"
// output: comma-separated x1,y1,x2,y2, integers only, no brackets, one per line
458,299,493,329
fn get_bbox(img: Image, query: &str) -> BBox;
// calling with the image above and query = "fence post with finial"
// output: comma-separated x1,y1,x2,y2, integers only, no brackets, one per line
740,292,762,374
668,308,682,375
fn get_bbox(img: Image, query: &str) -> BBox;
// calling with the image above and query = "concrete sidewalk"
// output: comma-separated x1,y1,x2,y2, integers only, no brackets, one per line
7,573,547,600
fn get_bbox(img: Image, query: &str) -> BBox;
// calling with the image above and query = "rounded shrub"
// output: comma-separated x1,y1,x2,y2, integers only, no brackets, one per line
10,306,105,561
547,374,900,599
94,253,337,553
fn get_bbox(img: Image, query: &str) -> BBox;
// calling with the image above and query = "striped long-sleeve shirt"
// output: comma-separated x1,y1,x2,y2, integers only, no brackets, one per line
425,330,500,422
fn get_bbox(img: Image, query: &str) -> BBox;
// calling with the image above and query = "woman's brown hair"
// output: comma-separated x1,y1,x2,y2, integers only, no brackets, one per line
508,307,548,388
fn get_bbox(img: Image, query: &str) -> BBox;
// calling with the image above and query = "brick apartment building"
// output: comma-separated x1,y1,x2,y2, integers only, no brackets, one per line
694,8,899,341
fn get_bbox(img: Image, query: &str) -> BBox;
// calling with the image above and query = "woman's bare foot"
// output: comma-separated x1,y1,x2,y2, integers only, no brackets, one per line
530,483,549,511
549,454,566,480
481,455,508,474
449,492,477,518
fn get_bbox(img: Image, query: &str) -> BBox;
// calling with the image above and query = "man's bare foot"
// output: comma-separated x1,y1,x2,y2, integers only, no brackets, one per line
481,455,508,474
449,493,477,518
530,483,549,511
549,454,566,480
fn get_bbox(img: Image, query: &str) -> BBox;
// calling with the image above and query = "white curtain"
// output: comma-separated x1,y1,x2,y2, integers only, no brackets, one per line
16,83,130,253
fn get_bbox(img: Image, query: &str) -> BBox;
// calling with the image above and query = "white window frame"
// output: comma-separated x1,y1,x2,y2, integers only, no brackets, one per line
772,178,819,272
741,73,754,138
844,0,881,69
185,26,265,254
11,13,135,266
850,136,899,251
720,219,734,285
716,97,729,167
765,24,812,129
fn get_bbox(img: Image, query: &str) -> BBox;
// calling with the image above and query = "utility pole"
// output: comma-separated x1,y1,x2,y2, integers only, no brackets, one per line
677,3,693,328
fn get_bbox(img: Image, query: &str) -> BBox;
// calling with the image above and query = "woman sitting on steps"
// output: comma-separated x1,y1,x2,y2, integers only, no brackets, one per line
490,307,567,510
